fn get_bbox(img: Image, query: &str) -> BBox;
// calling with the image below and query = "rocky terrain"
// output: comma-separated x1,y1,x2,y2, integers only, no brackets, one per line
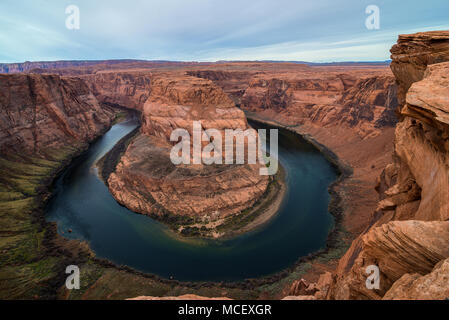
106,75,272,236
0,61,400,298
286,31,449,300
2,31,448,300
0,73,116,299
82,71,152,111
0,74,114,155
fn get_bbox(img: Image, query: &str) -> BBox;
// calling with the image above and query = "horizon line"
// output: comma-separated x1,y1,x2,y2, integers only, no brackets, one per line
0,58,392,65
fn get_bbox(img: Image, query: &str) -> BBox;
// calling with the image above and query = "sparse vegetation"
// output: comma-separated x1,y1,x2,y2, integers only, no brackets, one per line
0,111,351,300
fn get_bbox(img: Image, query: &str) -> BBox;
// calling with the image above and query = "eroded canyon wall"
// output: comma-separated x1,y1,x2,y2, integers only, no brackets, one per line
240,71,398,139
82,72,152,111
325,31,449,300
0,73,114,155
107,75,270,221
0,73,116,299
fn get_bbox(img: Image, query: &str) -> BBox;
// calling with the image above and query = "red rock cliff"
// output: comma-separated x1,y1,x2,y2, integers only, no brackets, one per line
323,31,449,300
82,71,152,111
107,75,270,226
0,74,114,155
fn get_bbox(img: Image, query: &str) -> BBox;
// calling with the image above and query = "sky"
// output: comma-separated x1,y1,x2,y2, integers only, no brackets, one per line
1,0,448,63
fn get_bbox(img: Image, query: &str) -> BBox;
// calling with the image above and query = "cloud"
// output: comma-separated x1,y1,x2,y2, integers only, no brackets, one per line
0,0,448,62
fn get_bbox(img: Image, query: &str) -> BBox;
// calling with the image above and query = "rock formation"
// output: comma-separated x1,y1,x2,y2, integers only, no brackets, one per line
330,221,449,299
107,75,269,223
0,74,114,155
240,72,397,139
383,258,449,300
390,31,449,107
3,38,448,299
315,31,449,300
82,71,152,110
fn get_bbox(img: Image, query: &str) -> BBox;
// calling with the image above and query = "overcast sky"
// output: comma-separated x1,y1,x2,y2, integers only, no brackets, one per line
1,0,448,63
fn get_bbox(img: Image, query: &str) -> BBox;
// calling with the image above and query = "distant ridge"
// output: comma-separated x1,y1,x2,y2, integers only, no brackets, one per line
0,59,391,74
216,60,392,66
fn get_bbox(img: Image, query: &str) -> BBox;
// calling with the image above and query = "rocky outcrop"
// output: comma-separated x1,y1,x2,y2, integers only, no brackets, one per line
339,76,398,128
390,31,449,107
287,272,333,300
0,74,114,155
320,31,449,300
387,63,449,221
185,70,254,106
108,76,269,221
82,72,152,110
329,221,449,300
383,258,449,300
141,76,248,138
241,72,397,139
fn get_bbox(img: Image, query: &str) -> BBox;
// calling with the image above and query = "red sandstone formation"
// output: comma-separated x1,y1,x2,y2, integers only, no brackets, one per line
306,31,449,300
82,71,152,110
0,74,114,155
107,75,269,222
390,31,449,107
240,69,397,139
2,32,448,299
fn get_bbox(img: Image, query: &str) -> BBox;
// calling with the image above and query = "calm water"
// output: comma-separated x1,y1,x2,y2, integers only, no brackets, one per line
46,117,337,282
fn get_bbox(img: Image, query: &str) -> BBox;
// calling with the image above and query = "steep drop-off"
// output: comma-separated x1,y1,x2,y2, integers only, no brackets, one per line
107,75,271,233
314,31,449,300
0,73,115,299
82,71,152,111
0,74,114,155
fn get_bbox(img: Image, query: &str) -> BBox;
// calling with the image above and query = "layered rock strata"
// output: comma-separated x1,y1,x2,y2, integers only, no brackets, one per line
0,74,114,155
330,221,449,299
390,31,449,107
82,72,152,110
241,73,397,139
107,76,269,220
316,31,449,300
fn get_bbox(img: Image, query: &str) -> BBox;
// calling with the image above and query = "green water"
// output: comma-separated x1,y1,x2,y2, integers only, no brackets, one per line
46,117,337,282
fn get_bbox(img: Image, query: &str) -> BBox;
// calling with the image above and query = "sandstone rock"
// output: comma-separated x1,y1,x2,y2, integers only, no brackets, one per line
381,62,449,222
141,76,248,139
287,279,317,296
108,75,269,220
286,272,333,300
186,70,255,105
241,72,397,139
330,221,449,300
82,71,152,110
383,258,449,300
310,272,333,300
390,31,449,107
0,74,114,155
328,32,449,300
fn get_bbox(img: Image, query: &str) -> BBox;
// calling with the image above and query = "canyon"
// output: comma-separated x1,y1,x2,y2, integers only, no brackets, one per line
105,75,272,236
300,31,449,300
0,30,448,300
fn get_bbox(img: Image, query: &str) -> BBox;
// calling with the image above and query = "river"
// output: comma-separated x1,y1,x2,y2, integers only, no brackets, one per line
46,116,337,282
